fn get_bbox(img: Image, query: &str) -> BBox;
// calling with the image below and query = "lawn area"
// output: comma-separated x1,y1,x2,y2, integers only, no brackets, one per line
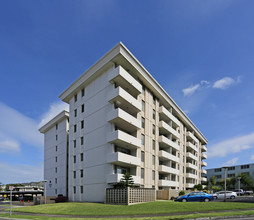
14,201,254,216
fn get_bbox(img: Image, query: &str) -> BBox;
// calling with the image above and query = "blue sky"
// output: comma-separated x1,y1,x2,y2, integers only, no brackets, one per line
1,0,254,183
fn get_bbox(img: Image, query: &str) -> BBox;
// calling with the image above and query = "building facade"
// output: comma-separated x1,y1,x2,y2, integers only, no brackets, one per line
40,42,208,202
206,163,254,182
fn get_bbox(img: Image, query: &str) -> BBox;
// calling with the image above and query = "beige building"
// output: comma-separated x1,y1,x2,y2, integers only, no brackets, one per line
40,42,208,202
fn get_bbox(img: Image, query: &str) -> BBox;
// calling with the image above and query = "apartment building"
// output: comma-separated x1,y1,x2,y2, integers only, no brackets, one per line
206,163,254,182
39,42,208,202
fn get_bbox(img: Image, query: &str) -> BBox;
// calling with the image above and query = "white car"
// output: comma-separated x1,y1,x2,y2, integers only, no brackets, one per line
212,191,237,199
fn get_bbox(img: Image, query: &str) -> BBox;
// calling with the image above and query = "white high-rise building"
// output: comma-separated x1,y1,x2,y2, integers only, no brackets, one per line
40,42,208,202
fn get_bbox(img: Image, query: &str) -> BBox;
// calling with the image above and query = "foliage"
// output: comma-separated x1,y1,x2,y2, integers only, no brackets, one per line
116,172,134,188
193,184,203,191
210,176,217,187
4,183,24,191
212,186,221,192
179,191,185,196
237,173,254,190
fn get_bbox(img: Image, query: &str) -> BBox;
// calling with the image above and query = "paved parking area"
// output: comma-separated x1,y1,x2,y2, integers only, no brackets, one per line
213,196,254,203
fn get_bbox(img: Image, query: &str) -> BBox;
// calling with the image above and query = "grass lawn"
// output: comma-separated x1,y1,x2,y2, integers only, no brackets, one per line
13,201,254,216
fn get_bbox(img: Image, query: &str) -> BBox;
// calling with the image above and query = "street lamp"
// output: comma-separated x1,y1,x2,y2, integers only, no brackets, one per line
222,166,229,202
238,177,241,196
42,180,48,204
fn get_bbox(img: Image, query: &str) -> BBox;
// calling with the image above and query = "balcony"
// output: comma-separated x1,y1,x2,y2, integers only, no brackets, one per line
186,141,198,152
108,66,142,97
186,152,198,161
107,173,141,185
108,87,141,115
201,169,207,175
159,150,179,163
201,161,207,167
107,130,141,149
186,183,195,188
107,152,141,167
186,173,197,179
186,163,198,170
187,131,199,144
201,177,207,182
201,152,207,159
201,145,207,152
159,136,179,151
158,180,179,187
107,108,141,132
159,121,180,139
158,165,179,175
158,106,180,127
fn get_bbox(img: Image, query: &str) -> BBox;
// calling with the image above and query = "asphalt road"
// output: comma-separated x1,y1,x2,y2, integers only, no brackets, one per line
213,195,254,203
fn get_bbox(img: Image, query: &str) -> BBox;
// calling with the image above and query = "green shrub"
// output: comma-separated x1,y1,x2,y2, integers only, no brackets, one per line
179,190,185,196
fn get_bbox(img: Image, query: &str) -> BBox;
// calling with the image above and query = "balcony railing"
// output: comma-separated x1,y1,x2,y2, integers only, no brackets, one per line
201,169,207,174
107,173,141,184
108,87,141,115
201,145,207,152
158,150,179,163
201,152,207,159
186,152,198,161
187,131,199,144
158,106,180,127
159,136,179,151
186,183,195,188
186,173,197,179
186,141,198,152
107,152,141,167
186,162,198,170
108,66,142,97
201,177,207,182
158,165,179,175
158,179,179,187
159,121,180,139
107,130,141,149
201,161,207,167
107,108,141,132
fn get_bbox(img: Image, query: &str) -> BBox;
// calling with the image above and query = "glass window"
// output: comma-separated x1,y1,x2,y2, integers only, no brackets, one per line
55,167,57,173
56,123,58,130
152,170,155,180
74,155,76,163
152,140,155,150
81,120,84,129
81,88,85,97
81,137,84,145
80,186,83,194
153,95,156,105
74,109,77,117
74,124,77,133
80,169,83,178
153,109,156,120
141,151,145,162
142,100,145,111
73,171,76,179
142,85,145,95
141,134,145,145
141,117,145,128
73,186,76,194
74,94,77,102
73,140,76,148
81,104,84,113
152,155,155,165
141,168,144,179
55,157,57,163
81,153,83,161
56,135,58,141
152,124,155,135
56,146,58,151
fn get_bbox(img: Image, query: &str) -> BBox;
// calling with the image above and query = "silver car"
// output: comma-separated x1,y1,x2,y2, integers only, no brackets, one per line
212,191,237,199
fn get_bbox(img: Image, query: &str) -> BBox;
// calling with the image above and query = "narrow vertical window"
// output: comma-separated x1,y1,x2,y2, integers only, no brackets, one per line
74,124,77,133
81,120,84,129
141,151,145,162
73,171,76,179
152,155,155,165
153,109,156,120
81,137,84,145
152,124,155,135
55,157,57,163
56,146,58,151
56,135,58,141
74,109,77,117
80,169,83,178
80,186,83,194
80,153,83,161
74,155,76,163
74,94,77,102
141,134,145,145
81,104,84,113
141,117,145,129
152,140,155,150
142,100,145,111
81,88,85,97
73,140,76,148
152,170,155,180
141,168,144,179
56,123,58,130
73,186,76,194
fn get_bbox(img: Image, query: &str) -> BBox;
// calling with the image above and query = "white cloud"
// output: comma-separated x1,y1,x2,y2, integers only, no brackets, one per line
207,132,254,157
250,155,254,161
0,102,43,148
38,101,69,128
212,77,235,89
223,157,239,166
0,162,43,184
182,84,200,97
0,139,20,153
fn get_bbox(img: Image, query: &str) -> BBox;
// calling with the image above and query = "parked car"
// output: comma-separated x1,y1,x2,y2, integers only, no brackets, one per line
175,192,214,202
233,189,244,196
244,190,253,195
212,191,237,199
55,194,68,203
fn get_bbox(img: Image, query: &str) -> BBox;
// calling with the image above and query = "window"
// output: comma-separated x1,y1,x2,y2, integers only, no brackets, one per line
152,170,155,180
153,109,156,120
74,155,76,163
80,186,83,194
80,169,83,178
56,123,58,130
73,140,76,148
81,137,84,145
152,140,155,150
241,165,250,169
215,175,222,178
55,167,57,173
81,120,84,129
74,94,77,102
55,157,57,163
152,155,155,165
153,95,156,105
141,151,145,162
141,117,145,128
74,124,77,133
228,173,235,178
242,172,250,176
81,88,85,97
56,146,58,151
73,186,76,194
141,134,145,145
114,165,130,174
152,124,155,135
228,166,235,171
142,100,145,111
215,168,222,172
81,104,84,113
74,109,77,117
56,135,58,141
80,153,83,161
73,171,76,179
141,168,144,179
55,178,57,184
142,85,145,95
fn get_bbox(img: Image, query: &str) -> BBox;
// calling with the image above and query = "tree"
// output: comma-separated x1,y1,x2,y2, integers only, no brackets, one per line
118,173,134,188
0,182,3,191
210,176,217,187
193,184,203,191
237,173,254,190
